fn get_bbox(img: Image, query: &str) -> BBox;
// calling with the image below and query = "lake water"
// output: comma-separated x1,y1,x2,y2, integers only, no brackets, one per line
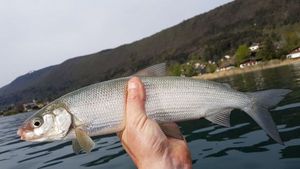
1,63,300,169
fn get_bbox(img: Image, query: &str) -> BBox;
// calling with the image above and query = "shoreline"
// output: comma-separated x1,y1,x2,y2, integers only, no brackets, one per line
195,59,300,80
1,59,300,117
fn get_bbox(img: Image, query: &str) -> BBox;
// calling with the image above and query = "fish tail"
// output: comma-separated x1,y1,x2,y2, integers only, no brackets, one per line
243,89,292,144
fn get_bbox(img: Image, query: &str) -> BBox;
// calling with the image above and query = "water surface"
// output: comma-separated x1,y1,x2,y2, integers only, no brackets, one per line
1,63,300,169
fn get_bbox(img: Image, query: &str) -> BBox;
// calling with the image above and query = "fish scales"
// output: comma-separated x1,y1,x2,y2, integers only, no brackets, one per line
59,76,249,137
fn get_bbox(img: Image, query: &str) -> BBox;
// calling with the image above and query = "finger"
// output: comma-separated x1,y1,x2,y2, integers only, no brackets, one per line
126,77,147,128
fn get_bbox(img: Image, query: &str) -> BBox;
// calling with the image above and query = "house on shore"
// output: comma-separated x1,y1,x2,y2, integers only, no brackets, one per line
249,43,260,52
23,99,47,112
217,55,236,72
216,65,235,72
239,59,260,68
287,47,300,59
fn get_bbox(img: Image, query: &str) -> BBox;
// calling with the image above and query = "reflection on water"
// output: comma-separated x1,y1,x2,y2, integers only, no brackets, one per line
219,63,300,91
1,63,300,169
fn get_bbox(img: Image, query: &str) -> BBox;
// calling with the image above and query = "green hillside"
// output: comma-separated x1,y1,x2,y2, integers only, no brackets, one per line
1,0,300,107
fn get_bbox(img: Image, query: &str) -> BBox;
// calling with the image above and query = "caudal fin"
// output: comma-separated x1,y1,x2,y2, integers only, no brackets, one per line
243,89,292,144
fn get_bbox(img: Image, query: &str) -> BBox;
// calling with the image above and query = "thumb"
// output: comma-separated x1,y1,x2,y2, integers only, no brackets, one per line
125,77,147,128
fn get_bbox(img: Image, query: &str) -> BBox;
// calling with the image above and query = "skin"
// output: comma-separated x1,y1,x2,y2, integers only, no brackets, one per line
117,77,192,169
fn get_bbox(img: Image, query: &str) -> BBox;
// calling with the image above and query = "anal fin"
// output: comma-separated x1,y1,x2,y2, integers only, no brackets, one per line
205,108,233,127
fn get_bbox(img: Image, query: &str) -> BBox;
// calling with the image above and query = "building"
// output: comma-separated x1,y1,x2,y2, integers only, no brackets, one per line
23,100,39,112
239,60,259,68
249,43,260,52
216,65,235,72
287,47,300,59
224,55,231,59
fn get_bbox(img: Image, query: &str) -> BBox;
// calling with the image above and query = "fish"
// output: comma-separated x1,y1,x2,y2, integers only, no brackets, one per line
17,63,291,154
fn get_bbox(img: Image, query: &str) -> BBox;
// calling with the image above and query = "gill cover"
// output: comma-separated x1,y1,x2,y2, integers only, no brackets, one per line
51,107,72,138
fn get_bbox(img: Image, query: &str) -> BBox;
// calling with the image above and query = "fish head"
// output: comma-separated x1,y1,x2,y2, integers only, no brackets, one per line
17,103,72,142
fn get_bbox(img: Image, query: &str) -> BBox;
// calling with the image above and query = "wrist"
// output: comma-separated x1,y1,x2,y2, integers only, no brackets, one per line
137,146,192,169
164,146,192,169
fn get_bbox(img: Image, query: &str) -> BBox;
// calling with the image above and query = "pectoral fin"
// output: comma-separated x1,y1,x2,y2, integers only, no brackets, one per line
159,122,184,140
72,139,82,154
205,108,233,127
74,128,95,153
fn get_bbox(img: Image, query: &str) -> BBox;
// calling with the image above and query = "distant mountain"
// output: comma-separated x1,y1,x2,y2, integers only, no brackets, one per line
1,0,300,107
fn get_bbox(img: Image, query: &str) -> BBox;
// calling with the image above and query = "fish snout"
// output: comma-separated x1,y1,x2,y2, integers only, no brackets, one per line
17,123,34,140
17,128,25,140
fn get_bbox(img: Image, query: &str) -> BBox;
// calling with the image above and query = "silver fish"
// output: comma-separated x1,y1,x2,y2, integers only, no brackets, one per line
17,63,291,153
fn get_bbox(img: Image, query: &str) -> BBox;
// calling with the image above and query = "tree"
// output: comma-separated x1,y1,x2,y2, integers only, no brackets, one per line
257,38,276,60
203,46,214,61
206,64,217,73
181,64,197,77
188,52,201,60
16,103,25,113
168,63,181,76
235,45,250,65
283,32,300,52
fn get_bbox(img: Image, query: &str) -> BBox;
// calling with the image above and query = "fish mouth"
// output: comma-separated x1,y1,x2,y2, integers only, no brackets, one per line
17,125,57,142
17,128,26,140
17,128,46,142
17,122,35,141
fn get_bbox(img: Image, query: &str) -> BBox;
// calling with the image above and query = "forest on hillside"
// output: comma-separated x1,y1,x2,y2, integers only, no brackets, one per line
1,0,300,108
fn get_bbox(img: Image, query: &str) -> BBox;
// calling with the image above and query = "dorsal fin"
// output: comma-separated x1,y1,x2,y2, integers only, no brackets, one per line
134,63,167,77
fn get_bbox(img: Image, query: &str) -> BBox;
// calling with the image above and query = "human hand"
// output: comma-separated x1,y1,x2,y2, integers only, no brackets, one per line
117,77,192,169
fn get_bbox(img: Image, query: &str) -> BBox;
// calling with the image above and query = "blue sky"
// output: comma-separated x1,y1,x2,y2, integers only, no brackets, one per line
0,0,232,87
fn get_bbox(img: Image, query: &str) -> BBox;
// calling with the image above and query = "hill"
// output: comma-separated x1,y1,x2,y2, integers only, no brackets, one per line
1,0,300,107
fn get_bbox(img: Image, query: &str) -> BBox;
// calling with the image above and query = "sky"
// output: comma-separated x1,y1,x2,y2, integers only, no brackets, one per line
0,0,232,88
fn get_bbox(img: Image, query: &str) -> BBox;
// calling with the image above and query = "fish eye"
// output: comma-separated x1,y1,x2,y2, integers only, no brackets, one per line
32,118,43,128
